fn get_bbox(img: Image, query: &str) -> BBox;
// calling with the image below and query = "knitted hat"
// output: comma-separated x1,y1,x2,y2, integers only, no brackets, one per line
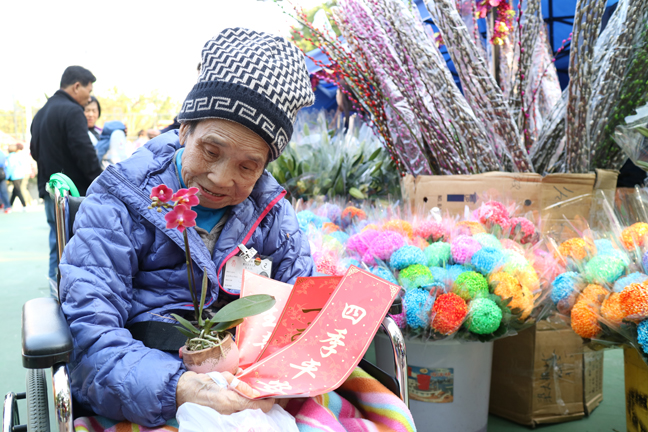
178,28,315,160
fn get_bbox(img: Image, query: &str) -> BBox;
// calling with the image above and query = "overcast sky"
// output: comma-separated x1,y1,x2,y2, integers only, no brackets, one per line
0,0,321,110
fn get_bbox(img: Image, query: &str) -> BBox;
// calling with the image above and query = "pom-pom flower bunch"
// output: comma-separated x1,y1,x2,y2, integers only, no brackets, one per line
297,199,546,342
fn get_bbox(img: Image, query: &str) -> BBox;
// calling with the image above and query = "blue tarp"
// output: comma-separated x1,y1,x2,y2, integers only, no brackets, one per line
303,0,619,110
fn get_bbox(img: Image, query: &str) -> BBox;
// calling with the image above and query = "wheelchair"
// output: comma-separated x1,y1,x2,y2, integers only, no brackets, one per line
3,175,409,432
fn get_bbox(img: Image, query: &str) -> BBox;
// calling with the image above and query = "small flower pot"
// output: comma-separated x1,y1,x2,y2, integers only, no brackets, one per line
180,333,239,374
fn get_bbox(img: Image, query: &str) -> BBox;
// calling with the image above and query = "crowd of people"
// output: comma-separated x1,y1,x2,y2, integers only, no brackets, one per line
1,66,171,278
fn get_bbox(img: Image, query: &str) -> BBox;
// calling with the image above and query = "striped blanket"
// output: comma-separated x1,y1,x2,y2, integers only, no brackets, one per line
74,368,416,432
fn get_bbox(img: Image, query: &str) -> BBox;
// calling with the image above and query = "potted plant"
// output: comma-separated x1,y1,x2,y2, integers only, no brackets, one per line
150,185,275,374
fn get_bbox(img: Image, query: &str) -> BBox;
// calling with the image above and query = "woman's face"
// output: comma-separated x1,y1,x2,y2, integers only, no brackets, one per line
179,119,269,209
84,101,99,128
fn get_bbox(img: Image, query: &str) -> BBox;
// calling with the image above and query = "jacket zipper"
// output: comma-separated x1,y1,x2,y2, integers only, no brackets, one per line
216,189,287,295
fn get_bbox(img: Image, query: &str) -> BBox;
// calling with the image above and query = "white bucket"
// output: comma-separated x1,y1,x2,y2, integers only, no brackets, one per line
375,333,493,432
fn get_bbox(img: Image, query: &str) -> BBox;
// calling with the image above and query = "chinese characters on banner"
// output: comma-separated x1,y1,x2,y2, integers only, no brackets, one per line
237,266,400,399
235,271,293,369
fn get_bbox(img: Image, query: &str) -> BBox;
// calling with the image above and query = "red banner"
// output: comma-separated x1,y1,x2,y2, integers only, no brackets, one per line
237,266,399,399
256,275,341,362
236,271,293,369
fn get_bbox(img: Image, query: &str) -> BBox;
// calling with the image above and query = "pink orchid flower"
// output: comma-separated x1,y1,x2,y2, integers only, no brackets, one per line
151,184,173,203
165,204,197,233
172,187,200,207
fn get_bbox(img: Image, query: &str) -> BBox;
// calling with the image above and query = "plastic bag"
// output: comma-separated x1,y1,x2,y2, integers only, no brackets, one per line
177,403,298,432
613,103,648,171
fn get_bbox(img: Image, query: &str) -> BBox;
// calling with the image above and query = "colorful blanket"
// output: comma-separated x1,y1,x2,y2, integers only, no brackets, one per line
74,368,416,432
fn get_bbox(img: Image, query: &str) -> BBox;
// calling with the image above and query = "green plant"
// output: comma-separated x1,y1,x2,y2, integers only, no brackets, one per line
171,272,276,351
269,110,401,201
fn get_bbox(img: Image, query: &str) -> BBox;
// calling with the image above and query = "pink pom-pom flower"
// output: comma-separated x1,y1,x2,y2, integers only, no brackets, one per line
509,217,538,244
367,231,406,262
347,229,379,256
414,220,446,241
451,235,482,265
473,201,511,230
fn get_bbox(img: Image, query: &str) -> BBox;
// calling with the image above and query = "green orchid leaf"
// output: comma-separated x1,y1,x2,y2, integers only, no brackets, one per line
637,126,648,138
209,294,276,324
198,271,208,327
212,318,244,332
171,313,200,335
175,326,196,340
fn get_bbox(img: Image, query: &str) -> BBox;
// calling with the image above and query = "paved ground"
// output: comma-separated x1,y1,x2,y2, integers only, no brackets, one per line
0,206,627,431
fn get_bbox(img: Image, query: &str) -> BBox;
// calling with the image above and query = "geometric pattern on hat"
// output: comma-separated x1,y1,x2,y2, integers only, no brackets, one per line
178,28,315,160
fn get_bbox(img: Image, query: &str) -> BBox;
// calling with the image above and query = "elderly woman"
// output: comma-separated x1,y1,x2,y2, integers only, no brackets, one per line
59,28,315,427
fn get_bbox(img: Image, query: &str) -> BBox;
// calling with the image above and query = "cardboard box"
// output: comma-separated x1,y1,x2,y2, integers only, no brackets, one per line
488,320,604,426
625,346,648,432
400,169,618,240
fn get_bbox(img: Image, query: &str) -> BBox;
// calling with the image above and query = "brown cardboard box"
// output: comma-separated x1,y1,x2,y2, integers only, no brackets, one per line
488,320,604,426
625,346,648,432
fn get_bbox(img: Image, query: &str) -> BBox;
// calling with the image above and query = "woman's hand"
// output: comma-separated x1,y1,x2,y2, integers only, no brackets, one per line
176,371,275,415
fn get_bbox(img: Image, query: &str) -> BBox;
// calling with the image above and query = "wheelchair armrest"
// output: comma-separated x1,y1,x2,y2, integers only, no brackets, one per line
22,297,73,369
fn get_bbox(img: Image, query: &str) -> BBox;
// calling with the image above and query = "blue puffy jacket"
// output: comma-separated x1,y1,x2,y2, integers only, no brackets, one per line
59,130,314,426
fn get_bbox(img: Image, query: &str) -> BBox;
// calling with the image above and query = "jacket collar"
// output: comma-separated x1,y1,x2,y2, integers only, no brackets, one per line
53,89,83,107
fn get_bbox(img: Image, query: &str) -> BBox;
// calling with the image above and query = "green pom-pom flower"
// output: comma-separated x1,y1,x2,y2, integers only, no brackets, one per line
424,242,452,267
584,255,626,284
452,271,488,301
473,233,502,250
398,264,434,290
465,297,502,334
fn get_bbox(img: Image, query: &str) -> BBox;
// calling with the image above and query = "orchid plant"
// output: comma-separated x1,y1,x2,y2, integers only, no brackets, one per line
150,185,276,351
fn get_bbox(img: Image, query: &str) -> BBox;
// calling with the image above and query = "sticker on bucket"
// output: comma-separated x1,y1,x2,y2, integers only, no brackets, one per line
407,366,454,403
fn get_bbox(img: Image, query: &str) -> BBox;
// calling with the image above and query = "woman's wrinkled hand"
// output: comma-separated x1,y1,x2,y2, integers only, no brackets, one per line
176,371,275,415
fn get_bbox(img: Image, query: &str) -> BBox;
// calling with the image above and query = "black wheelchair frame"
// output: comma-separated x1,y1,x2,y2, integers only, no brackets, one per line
3,186,409,432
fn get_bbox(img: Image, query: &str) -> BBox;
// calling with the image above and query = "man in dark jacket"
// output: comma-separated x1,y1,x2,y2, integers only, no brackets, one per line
31,66,103,280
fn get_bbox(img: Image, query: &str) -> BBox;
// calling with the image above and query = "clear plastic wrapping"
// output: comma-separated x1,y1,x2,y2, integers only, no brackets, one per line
612,103,648,172
588,0,648,170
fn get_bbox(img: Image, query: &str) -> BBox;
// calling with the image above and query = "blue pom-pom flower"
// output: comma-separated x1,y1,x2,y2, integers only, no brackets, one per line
471,247,506,275
404,288,433,329
371,266,399,285
390,245,427,270
551,272,581,304
447,264,471,282
613,272,648,293
638,320,648,355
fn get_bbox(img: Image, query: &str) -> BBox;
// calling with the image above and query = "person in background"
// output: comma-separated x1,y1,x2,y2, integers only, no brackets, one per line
30,65,103,282
6,143,28,211
85,96,102,145
96,120,132,167
146,128,161,140
0,147,10,213
132,129,147,150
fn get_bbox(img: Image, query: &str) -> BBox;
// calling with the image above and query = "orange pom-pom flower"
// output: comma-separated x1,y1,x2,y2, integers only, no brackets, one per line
382,219,414,239
490,271,533,319
456,221,487,235
577,284,609,305
556,238,595,263
431,292,468,335
570,301,601,339
621,222,648,250
600,293,624,326
619,282,648,320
